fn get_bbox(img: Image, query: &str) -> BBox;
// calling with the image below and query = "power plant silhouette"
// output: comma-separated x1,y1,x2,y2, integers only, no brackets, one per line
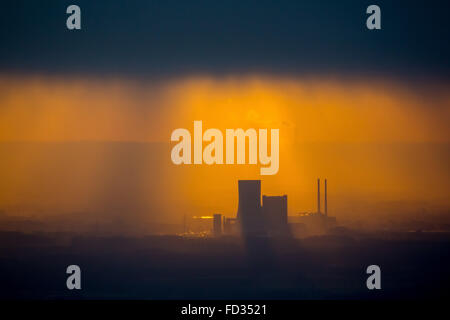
188,179,336,237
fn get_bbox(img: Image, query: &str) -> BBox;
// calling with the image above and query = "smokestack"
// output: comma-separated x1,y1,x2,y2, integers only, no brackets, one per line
325,179,328,217
317,178,321,214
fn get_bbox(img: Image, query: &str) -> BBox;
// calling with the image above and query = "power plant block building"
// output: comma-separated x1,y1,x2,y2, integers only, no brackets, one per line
214,179,336,237
263,195,288,235
236,180,289,236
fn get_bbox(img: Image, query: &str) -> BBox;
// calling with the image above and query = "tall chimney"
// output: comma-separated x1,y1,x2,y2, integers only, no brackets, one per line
324,179,328,216
317,178,321,214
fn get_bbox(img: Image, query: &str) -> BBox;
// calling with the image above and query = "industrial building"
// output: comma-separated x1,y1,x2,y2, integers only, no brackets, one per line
262,195,288,235
236,180,264,235
200,178,337,237
235,180,290,236
213,214,222,236
291,179,337,235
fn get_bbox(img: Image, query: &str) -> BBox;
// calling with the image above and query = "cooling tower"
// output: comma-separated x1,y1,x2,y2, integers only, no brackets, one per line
236,180,263,235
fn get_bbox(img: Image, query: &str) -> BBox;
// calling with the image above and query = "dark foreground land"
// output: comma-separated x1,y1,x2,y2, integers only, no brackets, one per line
1,231,449,299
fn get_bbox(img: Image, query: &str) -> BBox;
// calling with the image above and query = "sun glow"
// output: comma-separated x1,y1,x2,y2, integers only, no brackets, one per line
0,74,449,226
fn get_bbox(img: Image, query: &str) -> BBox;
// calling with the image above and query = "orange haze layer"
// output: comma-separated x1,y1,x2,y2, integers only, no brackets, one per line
0,75,449,230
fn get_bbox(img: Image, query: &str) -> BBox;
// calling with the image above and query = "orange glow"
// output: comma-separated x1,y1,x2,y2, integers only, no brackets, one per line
0,74,449,230
1,75,449,143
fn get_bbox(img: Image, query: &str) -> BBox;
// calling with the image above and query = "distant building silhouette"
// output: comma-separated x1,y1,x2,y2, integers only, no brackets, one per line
223,216,238,234
213,214,222,236
292,178,336,236
317,178,321,214
214,178,337,237
324,179,328,217
236,180,264,235
262,195,288,235
235,180,290,236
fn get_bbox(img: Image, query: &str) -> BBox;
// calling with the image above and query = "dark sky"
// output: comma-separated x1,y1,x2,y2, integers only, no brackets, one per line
1,0,449,79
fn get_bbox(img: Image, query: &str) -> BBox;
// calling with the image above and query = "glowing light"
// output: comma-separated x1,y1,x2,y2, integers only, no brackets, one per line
0,74,449,227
